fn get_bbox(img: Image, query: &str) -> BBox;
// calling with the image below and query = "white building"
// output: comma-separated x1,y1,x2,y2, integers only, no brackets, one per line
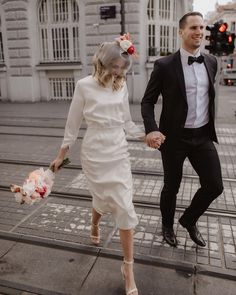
0,0,193,102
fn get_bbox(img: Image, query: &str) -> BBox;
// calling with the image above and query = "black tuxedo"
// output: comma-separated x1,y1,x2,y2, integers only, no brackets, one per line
141,50,218,148
141,50,223,228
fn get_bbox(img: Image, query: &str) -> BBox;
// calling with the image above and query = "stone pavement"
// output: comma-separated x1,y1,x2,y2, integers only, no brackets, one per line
0,90,236,294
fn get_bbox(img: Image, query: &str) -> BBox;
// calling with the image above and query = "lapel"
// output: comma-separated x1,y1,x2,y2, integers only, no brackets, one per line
173,50,187,104
173,50,215,103
202,53,215,99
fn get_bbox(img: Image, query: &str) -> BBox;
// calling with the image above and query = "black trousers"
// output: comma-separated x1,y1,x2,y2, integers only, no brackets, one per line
160,125,224,227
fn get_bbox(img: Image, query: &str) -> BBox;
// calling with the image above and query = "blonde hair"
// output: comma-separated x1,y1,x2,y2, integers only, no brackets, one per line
92,41,131,91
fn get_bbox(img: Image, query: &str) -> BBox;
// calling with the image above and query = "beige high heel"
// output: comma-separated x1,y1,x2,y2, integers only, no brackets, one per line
90,223,100,245
121,260,138,295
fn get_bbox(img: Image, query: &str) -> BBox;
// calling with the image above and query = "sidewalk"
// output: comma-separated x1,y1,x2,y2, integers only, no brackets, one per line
0,98,236,294
1,236,234,295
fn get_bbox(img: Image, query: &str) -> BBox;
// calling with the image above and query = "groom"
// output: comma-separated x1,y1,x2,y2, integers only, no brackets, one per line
141,12,223,247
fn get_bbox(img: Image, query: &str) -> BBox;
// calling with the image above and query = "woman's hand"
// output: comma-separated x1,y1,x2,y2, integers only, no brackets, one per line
146,131,166,149
50,157,64,173
50,146,69,172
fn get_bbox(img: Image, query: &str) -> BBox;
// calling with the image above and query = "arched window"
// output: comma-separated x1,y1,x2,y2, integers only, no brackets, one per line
0,17,4,63
147,0,178,57
38,0,80,62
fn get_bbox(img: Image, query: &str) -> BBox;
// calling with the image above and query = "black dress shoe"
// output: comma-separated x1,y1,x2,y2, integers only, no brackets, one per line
186,225,206,247
162,225,178,247
179,220,206,247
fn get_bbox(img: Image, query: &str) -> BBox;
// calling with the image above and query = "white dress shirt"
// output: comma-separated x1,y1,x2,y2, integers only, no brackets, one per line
180,48,209,128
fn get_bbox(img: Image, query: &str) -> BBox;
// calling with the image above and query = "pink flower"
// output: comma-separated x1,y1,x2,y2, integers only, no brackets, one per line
10,168,55,205
10,158,70,205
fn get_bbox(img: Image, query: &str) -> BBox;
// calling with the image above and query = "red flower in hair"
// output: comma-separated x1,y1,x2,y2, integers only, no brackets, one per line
116,32,138,57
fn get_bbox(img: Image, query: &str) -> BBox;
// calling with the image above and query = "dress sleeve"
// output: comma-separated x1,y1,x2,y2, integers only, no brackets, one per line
61,81,85,149
123,83,145,140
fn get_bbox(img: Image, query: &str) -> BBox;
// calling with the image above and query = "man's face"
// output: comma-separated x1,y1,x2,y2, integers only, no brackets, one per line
179,15,204,52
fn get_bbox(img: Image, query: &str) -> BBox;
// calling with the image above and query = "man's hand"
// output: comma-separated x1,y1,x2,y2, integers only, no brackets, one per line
146,131,166,149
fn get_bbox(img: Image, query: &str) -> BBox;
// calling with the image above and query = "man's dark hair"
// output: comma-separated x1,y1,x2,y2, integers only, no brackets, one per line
179,12,203,29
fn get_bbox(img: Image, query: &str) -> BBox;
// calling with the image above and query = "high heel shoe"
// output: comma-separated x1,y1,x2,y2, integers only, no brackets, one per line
121,260,138,295
90,222,100,245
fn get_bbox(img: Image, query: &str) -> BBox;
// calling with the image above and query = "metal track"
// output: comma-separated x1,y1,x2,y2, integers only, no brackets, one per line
1,158,236,183
0,123,235,137
1,184,235,219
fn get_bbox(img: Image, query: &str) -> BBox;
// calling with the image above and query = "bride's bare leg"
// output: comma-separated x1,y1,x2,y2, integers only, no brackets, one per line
90,208,102,245
119,229,138,295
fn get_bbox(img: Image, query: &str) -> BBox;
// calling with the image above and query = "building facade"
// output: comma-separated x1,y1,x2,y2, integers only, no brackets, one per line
0,0,192,102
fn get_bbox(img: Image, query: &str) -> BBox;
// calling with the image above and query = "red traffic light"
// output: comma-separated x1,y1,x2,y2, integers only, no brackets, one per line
205,20,235,55
219,23,228,32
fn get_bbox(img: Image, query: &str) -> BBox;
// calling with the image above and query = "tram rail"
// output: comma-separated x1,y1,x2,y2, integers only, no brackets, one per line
1,173,235,219
0,121,236,137
1,158,236,183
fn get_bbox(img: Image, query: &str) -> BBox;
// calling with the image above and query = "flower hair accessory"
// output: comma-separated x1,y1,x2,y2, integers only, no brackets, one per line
116,32,138,57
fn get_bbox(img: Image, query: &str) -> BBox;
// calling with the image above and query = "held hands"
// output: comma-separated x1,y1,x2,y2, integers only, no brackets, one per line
146,131,166,149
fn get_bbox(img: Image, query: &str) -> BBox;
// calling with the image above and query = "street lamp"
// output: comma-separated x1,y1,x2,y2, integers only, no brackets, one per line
120,0,125,35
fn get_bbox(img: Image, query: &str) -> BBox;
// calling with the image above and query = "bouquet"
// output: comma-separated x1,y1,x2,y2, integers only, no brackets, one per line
10,158,70,205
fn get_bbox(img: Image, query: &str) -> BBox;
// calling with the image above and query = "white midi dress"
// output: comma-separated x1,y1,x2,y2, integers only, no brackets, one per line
61,76,145,229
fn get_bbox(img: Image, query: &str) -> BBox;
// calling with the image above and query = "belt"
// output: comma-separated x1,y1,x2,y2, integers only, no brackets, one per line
181,123,210,138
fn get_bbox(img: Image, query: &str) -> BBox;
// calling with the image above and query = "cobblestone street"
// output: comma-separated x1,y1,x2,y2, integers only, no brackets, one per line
0,87,236,294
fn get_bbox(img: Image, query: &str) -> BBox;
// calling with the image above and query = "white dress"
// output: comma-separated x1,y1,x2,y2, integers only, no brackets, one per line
61,76,145,229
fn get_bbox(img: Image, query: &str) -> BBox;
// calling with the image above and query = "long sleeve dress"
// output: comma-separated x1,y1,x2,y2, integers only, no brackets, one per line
61,75,145,229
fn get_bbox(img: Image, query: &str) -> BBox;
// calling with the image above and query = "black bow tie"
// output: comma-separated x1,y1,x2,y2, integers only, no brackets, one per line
188,55,204,65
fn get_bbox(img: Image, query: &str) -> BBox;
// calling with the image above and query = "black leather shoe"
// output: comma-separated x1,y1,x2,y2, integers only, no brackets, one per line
186,225,206,247
162,225,178,247
179,219,206,247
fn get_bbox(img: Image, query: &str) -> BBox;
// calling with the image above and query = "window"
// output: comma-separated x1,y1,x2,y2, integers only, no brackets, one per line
147,0,157,56
160,25,169,55
231,21,235,32
38,0,80,62
173,0,177,21
159,0,170,20
49,76,75,100
172,26,177,54
147,0,178,58
0,17,4,63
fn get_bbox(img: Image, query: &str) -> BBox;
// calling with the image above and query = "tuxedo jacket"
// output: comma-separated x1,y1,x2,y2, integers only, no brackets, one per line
141,50,218,148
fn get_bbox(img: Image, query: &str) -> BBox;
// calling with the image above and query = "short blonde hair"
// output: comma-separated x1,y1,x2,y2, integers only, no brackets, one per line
92,41,131,91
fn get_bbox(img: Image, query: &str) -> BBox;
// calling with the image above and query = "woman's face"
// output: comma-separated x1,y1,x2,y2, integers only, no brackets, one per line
110,58,127,78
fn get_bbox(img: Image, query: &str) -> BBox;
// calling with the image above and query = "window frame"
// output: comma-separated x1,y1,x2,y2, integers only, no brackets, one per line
0,16,4,63
147,0,178,59
38,0,80,63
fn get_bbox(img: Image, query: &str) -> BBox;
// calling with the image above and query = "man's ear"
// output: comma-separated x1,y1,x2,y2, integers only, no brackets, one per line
179,29,182,38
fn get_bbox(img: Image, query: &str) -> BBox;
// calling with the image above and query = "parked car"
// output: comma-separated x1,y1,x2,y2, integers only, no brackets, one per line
221,68,236,85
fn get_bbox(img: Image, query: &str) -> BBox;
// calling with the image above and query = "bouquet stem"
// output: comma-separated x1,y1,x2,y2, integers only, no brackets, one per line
50,157,71,172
